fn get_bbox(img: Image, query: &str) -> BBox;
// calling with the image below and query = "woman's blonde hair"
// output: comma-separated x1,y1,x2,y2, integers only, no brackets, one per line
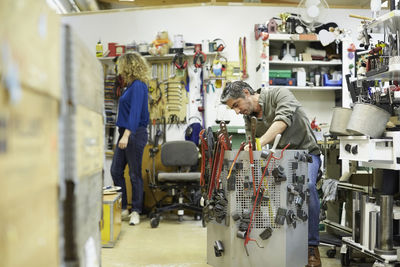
117,52,150,85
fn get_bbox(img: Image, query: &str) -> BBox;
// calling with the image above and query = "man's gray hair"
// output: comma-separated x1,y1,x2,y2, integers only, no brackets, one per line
220,81,255,104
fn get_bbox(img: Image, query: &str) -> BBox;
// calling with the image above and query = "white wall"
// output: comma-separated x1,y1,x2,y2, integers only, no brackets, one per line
63,5,372,136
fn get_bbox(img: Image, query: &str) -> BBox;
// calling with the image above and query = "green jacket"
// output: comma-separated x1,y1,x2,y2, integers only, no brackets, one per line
244,87,320,155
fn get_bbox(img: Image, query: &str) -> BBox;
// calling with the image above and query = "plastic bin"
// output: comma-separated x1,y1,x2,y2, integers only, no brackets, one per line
323,74,342,86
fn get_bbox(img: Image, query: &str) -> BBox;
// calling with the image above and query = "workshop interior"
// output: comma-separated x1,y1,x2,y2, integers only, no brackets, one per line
4,0,400,266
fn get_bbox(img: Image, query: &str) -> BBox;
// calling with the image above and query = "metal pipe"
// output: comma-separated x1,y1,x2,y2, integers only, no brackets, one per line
369,211,378,251
360,194,368,245
374,195,396,255
353,191,362,242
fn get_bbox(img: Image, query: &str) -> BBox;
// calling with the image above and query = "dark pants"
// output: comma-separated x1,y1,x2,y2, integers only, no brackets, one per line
111,127,148,212
308,154,321,246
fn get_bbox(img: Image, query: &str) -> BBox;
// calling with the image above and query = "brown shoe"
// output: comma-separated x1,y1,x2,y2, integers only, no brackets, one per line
306,246,321,267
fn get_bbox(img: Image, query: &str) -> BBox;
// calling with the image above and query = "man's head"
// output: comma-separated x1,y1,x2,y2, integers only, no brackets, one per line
220,81,257,115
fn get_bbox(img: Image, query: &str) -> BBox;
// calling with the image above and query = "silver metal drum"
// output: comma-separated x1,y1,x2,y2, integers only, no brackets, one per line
346,103,390,138
329,107,353,136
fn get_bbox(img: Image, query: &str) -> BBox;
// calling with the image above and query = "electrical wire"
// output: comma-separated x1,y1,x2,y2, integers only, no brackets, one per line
244,143,290,249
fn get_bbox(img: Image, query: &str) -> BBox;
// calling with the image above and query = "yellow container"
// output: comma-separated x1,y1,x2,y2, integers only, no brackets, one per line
96,41,103,57
101,192,122,248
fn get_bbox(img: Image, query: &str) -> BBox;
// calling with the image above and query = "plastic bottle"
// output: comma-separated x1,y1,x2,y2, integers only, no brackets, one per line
96,40,103,57
289,42,296,57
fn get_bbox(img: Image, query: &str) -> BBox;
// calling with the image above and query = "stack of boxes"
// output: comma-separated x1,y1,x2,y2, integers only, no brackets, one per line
62,25,104,267
0,1,61,266
0,2,105,266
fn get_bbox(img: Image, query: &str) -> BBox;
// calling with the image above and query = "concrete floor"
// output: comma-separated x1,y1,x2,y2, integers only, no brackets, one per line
101,214,353,267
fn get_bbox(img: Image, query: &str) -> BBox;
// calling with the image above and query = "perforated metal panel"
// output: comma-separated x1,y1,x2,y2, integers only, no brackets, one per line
233,158,280,229
207,149,309,267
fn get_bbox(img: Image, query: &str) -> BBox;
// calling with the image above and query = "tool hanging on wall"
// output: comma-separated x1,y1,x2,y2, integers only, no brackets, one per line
151,64,158,80
239,37,243,76
242,36,248,79
193,50,207,68
212,53,227,88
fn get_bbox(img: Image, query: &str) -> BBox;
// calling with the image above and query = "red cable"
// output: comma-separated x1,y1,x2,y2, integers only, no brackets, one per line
248,141,257,195
244,143,290,248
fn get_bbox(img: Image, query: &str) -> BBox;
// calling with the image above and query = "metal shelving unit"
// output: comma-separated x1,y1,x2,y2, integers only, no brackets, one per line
367,10,400,33
364,69,400,81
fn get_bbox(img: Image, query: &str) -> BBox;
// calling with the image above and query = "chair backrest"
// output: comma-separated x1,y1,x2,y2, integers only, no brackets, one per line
161,141,198,167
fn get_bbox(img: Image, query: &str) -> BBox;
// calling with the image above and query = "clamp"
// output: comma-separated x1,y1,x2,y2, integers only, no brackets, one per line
193,50,207,68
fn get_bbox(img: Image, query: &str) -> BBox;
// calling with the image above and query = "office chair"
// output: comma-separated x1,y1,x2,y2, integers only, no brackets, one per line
149,140,203,228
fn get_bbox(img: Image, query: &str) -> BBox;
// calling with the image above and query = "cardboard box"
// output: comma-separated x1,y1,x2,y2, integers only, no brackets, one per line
64,172,102,267
0,85,59,267
66,26,104,114
0,185,59,267
101,193,122,247
0,86,59,202
0,0,61,99
75,105,104,179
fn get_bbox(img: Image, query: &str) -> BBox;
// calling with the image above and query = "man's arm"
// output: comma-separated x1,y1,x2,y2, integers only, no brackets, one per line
258,120,287,147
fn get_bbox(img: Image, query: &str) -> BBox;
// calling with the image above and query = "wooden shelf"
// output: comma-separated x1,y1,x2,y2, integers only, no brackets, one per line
269,86,342,91
98,52,218,62
269,60,342,66
269,33,320,42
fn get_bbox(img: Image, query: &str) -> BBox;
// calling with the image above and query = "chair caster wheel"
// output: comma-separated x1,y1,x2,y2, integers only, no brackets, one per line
340,248,350,266
326,249,336,258
150,217,160,228
178,215,184,222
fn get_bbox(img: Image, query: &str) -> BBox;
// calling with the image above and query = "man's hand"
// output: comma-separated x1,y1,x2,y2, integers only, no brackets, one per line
118,135,129,149
244,144,250,151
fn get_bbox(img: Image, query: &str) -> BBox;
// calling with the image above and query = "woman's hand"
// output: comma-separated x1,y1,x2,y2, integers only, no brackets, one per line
118,135,129,149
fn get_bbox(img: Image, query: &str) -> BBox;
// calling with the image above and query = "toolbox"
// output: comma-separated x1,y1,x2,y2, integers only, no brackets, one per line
269,77,297,86
101,192,122,248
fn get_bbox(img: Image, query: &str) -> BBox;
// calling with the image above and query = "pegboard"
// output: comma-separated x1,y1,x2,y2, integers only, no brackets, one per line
207,150,309,267
147,60,188,123
219,150,309,229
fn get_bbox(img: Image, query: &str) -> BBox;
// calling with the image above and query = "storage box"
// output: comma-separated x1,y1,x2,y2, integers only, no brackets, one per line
0,0,61,100
0,85,60,267
269,69,292,78
101,193,122,248
75,106,105,179
0,86,59,201
64,172,102,267
65,25,104,114
269,77,297,86
323,73,342,86
63,105,104,182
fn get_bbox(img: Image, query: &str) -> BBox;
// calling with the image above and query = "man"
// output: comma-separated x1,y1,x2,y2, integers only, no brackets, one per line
220,81,322,267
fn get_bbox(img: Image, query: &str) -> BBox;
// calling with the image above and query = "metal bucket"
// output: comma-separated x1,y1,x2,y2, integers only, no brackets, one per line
346,103,390,138
329,107,353,136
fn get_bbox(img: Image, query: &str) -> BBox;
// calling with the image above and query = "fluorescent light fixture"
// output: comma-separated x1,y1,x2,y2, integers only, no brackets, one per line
119,0,135,2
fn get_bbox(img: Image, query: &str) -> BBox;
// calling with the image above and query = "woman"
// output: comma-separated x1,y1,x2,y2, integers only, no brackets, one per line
111,52,149,225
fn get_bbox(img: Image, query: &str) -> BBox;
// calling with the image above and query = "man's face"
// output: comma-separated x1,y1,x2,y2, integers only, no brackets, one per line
226,89,253,115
